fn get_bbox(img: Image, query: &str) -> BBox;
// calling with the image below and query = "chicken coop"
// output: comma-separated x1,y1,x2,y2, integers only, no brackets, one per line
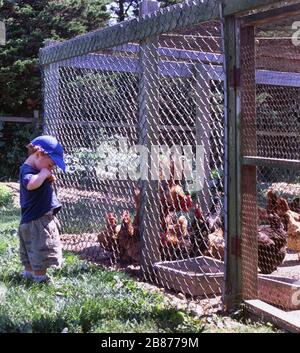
39,0,300,331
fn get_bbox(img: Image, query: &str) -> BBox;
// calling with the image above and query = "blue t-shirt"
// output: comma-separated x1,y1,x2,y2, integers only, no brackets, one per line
19,164,61,224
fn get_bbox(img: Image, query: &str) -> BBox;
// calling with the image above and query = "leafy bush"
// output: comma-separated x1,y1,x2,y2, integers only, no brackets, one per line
0,122,41,180
0,184,13,207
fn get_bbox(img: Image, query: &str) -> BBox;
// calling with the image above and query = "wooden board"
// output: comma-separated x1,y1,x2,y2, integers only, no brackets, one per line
258,275,300,311
245,299,300,333
242,3,300,27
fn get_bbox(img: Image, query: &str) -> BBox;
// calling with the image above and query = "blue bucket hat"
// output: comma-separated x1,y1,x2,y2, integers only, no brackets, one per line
31,135,66,172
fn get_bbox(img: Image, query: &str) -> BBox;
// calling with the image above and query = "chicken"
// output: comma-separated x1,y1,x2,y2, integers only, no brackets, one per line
205,197,225,260
160,182,193,214
97,212,121,252
276,198,300,260
267,189,279,214
98,209,140,263
160,213,191,260
289,198,300,213
258,206,268,223
189,199,225,260
207,228,224,260
160,155,193,215
258,214,287,274
206,196,223,233
118,210,140,263
190,203,209,256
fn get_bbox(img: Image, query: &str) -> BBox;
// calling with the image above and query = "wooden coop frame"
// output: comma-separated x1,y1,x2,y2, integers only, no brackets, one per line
40,0,300,331
225,2,300,332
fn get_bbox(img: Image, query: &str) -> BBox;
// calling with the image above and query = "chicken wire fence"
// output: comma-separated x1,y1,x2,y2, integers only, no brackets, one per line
241,14,300,313
41,0,226,311
39,0,300,317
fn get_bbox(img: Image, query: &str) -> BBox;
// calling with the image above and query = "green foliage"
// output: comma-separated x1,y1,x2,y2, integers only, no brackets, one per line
0,122,41,180
0,0,110,180
0,184,12,207
108,0,183,23
0,0,110,115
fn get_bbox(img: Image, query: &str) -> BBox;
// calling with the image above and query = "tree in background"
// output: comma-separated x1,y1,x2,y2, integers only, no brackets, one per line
0,0,183,115
0,0,110,115
108,0,182,23
0,0,110,179
0,0,181,179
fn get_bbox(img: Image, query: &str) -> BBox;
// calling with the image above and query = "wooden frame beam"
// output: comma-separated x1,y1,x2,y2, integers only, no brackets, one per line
242,156,300,169
223,0,299,16
239,25,258,303
39,0,287,66
242,2,300,27
59,54,300,87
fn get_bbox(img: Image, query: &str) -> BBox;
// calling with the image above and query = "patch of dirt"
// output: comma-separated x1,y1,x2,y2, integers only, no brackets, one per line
57,187,133,205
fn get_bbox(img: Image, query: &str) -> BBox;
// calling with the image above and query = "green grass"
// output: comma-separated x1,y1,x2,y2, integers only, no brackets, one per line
0,182,281,333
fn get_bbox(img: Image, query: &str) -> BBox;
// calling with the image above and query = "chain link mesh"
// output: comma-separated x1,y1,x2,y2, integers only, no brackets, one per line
42,9,225,310
41,1,300,318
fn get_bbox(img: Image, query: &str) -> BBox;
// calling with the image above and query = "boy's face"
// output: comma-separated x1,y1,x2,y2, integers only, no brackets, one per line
35,153,55,171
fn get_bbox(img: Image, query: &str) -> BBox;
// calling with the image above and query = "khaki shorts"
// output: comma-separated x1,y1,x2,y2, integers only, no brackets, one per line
18,212,63,271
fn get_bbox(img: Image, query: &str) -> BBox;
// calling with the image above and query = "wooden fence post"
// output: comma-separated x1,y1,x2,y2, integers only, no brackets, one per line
41,40,60,137
240,25,258,301
138,0,161,281
195,65,213,214
223,16,242,312
224,15,258,311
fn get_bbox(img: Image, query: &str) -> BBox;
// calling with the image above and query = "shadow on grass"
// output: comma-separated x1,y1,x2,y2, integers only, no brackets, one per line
0,313,68,333
0,263,101,287
0,272,43,289
0,305,206,333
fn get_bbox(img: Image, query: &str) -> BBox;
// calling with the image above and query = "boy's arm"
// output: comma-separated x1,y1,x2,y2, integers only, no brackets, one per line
27,168,52,190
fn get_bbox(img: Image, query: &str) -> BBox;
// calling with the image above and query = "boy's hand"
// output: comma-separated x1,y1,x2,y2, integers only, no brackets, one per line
40,168,52,179
47,174,57,183
27,168,53,191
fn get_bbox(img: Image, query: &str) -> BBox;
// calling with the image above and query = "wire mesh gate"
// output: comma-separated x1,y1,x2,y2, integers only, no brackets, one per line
238,5,300,327
40,0,300,321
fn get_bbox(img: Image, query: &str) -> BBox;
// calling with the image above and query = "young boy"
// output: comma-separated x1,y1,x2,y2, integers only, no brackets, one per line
18,135,66,283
